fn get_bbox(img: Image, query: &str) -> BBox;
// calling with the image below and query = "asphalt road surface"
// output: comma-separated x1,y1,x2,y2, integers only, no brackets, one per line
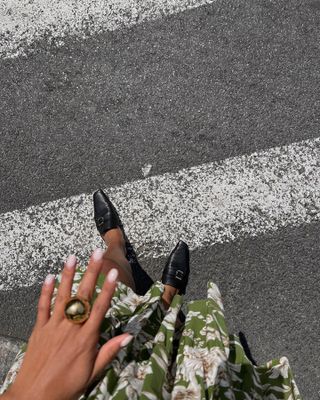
1,0,320,398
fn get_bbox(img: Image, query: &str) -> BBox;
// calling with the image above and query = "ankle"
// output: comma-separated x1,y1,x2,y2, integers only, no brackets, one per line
164,284,178,297
103,228,125,246
161,285,178,310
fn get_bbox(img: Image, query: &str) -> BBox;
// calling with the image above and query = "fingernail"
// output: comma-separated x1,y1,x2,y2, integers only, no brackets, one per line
107,268,118,283
92,248,104,261
65,254,77,269
44,274,55,285
120,335,133,348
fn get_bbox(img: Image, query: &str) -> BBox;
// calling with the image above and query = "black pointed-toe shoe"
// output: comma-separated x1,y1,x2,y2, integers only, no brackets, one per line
94,189,123,235
161,240,190,295
93,189,154,296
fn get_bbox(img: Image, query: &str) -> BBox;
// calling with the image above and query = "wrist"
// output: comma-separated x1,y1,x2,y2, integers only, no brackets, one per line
0,390,14,399
0,387,45,400
0,384,35,400
2,384,63,400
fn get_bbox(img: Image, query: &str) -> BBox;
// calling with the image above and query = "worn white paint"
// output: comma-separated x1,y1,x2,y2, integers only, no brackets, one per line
142,164,152,178
0,0,214,58
1,137,319,290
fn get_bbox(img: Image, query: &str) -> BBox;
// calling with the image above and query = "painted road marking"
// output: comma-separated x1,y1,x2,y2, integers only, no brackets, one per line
1,137,319,290
0,0,214,58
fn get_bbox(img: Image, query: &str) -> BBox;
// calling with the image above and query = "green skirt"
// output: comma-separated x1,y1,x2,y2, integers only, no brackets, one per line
1,268,302,399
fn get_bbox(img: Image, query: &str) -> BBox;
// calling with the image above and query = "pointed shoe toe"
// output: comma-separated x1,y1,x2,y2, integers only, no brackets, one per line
93,189,122,235
161,240,190,295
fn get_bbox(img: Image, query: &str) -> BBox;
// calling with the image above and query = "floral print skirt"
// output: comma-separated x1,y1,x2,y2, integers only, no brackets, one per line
1,268,302,399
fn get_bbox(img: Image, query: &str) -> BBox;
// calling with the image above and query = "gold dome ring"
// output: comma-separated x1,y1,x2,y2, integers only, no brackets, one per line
64,296,91,324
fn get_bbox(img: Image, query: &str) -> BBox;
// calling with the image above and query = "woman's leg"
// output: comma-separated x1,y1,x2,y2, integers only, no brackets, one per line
162,285,184,328
161,285,179,310
100,228,136,290
101,228,180,310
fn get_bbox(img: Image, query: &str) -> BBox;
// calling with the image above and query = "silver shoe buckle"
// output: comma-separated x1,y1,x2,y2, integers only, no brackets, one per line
97,217,104,226
176,270,184,280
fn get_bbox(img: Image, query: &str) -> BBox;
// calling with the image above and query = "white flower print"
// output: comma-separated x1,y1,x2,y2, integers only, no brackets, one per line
1,278,302,400
222,336,230,352
292,379,301,397
144,341,154,350
186,310,201,318
194,337,205,348
115,362,144,398
162,309,178,330
97,377,108,396
118,292,145,312
136,362,153,380
73,271,83,282
217,363,231,387
71,282,80,295
203,348,228,387
181,346,205,374
124,384,139,399
205,314,214,323
151,350,169,371
172,382,202,400
105,307,118,319
199,325,220,341
269,357,290,379
208,283,224,310
179,345,227,388
182,329,194,339
141,290,153,303
0,355,24,393
142,391,161,400
154,331,166,343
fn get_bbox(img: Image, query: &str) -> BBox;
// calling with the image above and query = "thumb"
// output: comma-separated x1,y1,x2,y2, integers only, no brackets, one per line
89,333,133,384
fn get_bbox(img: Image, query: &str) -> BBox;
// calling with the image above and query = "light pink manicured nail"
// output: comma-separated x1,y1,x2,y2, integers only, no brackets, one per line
44,274,55,285
65,254,77,269
107,268,119,283
120,335,133,348
92,248,104,261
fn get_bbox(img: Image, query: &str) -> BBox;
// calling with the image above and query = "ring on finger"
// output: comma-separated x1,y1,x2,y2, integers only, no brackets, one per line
64,295,91,324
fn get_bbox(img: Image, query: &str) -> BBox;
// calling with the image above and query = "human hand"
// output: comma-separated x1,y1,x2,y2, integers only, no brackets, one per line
2,249,132,400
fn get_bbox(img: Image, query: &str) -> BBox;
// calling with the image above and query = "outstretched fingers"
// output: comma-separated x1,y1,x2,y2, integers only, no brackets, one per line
51,255,77,321
89,333,133,385
85,268,119,332
36,274,56,328
77,248,105,301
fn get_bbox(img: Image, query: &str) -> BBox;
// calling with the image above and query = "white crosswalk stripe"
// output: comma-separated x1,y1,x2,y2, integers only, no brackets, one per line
0,137,319,291
0,0,214,58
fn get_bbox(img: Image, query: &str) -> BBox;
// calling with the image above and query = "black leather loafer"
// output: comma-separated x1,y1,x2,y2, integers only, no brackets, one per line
94,189,123,235
93,189,154,295
161,240,190,295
